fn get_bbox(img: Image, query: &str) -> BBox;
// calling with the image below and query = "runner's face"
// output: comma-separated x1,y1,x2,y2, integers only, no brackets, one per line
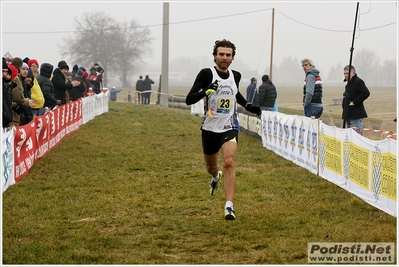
214,47,234,72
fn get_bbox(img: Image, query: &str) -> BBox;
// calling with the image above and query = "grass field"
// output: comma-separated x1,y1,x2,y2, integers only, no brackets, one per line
118,84,397,140
2,102,396,264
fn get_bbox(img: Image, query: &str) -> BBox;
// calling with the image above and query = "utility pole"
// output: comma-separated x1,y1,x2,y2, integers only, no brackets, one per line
160,2,169,107
269,8,275,81
342,2,359,128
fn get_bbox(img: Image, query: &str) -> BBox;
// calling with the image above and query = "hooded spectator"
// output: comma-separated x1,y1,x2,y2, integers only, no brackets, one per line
36,63,60,109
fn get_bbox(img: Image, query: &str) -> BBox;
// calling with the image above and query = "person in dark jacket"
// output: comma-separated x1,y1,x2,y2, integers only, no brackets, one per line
257,75,277,111
69,69,85,101
36,63,60,110
142,75,154,104
81,71,90,97
52,64,80,104
3,57,13,127
72,64,79,77
136,75,144,104
88,66,103,94
301,58,323,119
8,61,35,127
341,65,370,134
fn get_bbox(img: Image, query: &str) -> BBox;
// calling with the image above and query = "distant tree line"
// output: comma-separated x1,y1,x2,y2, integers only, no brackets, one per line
167,49,396,86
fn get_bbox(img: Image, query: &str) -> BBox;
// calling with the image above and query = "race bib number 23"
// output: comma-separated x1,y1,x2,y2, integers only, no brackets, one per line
216,97,233,115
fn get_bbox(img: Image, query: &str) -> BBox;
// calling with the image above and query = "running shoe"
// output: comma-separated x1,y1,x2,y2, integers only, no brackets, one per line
224,207,236,220
210,170,222,196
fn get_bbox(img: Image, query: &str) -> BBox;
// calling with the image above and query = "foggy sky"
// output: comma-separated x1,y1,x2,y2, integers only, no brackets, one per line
1,1,397,78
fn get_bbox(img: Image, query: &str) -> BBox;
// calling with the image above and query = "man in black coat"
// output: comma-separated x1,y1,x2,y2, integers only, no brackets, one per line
52,63,80,104
142,75,154,105
342,65,370,134
257,75,277,111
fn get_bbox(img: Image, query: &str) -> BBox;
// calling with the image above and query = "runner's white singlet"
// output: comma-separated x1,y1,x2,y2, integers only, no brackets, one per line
201,68,239,133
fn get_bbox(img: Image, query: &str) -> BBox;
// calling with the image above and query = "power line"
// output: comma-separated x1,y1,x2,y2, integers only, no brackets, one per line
2,8,396,35
275,9,396,32
2,8,272,35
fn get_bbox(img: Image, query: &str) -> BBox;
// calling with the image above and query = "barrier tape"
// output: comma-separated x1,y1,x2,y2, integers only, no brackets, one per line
351,126,397,137
128,90,186,99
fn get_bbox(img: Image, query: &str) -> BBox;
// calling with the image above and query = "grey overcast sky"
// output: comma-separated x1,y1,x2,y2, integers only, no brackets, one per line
1,1,397,77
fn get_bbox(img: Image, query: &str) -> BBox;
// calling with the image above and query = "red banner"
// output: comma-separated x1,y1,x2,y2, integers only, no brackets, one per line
35,112,51,159
13,100,83,182
13,121,37,182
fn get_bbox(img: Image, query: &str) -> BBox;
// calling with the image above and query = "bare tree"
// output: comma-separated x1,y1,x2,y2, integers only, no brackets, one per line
381,59,397,85
113,20,153,87
353,49,379,84
60,11,153,87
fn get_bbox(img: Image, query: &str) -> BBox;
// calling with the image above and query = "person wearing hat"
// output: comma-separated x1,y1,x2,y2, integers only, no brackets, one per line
69,69,86,101
28,59,39,77
3,57,13,127
258,74,277,112
135,75,144,104
109,86,122,101
88,66,103,94
19,63,34,125
246,77,258,105
51,62,80,104
7,63,35,127
23,57,30,64
27,60,47,116
25,68,45,118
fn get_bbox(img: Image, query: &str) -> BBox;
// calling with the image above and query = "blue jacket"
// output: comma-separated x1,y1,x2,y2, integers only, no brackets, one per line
303,67,322,107
109,88,122,101
246,82,258,105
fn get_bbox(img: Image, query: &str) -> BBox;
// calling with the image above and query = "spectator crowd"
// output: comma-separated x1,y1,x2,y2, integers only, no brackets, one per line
3,55,104,128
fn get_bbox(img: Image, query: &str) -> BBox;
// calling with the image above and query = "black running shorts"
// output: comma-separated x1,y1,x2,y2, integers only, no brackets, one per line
201,130,238,155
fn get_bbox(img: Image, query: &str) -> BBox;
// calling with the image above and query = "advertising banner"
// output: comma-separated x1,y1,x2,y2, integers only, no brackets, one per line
260,111,319,175
319,123,397,216
2,128,15,192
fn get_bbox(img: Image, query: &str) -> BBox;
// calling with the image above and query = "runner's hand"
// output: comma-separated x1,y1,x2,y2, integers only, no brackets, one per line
205,80,218,96
245,104,262,117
